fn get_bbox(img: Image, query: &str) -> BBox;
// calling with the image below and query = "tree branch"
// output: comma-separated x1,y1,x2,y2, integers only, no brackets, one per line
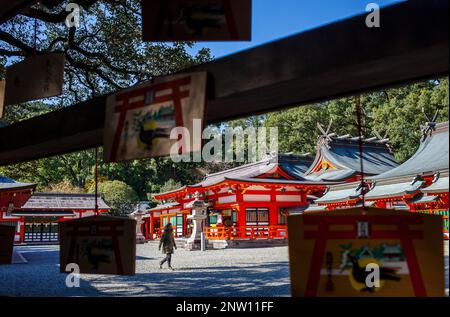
21,0,100,23
0,30,35,54
65,53,122,89
68,43,146,76
0,48,26,56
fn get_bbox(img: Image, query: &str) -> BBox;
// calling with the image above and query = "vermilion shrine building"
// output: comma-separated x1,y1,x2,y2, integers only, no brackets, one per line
0,184,110,243
145,133,399,244
0,176,36,242
313,121,449,239
149,154,325,242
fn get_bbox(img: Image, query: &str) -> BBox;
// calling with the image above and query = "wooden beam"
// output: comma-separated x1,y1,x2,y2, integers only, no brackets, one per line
0,0,38,24
0,0,448,166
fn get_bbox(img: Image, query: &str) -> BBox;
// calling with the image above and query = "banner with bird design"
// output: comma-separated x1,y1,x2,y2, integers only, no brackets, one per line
287,207,445,297
103,72,207,163
141,0,252,42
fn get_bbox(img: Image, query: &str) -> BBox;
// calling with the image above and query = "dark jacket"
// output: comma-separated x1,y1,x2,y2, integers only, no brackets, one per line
159,231,177,254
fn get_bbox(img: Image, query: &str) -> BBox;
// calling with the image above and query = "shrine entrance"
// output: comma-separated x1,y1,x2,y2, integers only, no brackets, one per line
24,217,59,243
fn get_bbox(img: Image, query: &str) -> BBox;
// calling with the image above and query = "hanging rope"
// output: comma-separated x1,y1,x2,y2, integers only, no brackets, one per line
354,95,366,210
95,147,99,216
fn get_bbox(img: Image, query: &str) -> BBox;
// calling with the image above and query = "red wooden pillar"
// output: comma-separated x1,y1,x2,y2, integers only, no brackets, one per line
301,191,307,206
269,187,278,226
149,213,154,240
182,213,187,237
236,204,246,227
377,200,387,209
235,188,246,230
19,219,25,243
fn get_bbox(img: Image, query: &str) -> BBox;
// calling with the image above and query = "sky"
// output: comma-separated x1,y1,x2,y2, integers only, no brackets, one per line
190,0,404,59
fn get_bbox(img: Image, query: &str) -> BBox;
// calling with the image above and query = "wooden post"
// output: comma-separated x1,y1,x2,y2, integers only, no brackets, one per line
269,187,278,227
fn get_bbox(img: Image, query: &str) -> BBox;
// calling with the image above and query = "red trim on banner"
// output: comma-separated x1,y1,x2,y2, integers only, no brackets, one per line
110,76,192,161
302,214,427,297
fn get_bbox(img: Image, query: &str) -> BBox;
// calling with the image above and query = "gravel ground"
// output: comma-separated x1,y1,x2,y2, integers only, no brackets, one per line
0,243,290,297
0,241,448,297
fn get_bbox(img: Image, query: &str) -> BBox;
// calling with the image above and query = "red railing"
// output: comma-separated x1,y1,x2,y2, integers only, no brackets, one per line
205,225,288,240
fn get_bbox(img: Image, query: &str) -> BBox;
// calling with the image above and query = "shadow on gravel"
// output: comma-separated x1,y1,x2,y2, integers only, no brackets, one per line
3,246,448,297
136,255,155,260
90,262,291,297
0,247,99,297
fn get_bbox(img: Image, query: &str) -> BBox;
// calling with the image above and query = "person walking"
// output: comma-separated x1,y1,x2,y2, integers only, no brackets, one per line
159,223,177,270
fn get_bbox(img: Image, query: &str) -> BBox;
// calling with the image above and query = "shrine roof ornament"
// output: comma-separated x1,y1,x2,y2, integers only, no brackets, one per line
420,108,440,142
406,194,440,205
312,121,449,207
304,122,399,182
370,121,449,181
315,186,363,205
364,179,425,200
421,175,449,194
194,153,315,188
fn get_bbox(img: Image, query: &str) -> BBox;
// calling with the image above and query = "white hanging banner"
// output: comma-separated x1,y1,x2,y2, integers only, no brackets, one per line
4,52,65,106
103,72,207,163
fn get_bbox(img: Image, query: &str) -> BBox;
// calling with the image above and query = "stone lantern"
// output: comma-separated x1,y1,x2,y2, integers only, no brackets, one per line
185,192,208,250
129,203,149,244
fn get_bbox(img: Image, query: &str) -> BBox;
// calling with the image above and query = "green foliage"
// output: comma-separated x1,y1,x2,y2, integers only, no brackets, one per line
88,180,139,216
0,1,213,105
41,180,86,194
159,179,182,194
1,102,54,125
369,78,449,162
146,178,183,205
264,78,449,163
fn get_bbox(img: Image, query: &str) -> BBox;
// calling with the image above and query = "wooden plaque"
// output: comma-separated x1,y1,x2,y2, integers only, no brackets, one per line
103,72,207,162
142,0,252,42
4,52,65,106
288,207,445,297
59,215,136,275
0,224,16,265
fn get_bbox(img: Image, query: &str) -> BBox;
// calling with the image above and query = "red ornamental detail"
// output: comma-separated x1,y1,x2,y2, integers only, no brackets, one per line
303,215,426,297
110,76,192,162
